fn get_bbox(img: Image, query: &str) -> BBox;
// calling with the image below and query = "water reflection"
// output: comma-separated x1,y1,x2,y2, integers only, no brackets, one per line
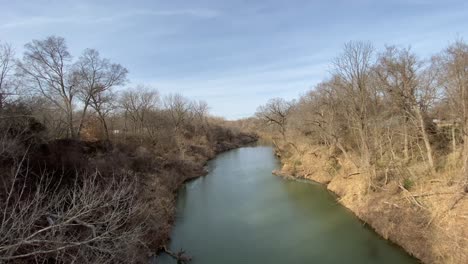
156,146,419,264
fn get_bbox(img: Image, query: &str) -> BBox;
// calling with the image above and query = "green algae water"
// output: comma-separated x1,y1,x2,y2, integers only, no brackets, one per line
156,146,419,264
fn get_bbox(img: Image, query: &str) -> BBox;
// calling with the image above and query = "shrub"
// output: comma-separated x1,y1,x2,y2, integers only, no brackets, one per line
403,178,414,190
0,161,149,264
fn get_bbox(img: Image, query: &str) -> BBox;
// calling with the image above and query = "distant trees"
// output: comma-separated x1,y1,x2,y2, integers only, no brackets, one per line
255,98,293,140
120,86,160,135
191,100,209,125
164,93,192,133
4,35,245,148
256,39,468,182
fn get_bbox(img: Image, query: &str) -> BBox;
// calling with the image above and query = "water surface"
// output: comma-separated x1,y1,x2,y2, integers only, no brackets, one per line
157,146,419,264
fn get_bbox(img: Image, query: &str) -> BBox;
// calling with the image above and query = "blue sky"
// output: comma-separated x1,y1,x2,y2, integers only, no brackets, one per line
1,0,467,119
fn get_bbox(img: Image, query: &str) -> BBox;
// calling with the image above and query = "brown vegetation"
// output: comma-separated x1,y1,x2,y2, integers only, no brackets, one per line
0,36,257,263
253,40,468,264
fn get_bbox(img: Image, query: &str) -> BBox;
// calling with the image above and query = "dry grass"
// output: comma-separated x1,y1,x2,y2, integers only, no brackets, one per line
277,142,468,264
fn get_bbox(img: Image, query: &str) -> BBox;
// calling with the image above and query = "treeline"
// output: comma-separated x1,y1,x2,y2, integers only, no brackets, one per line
256,40,467,182
1,36,220,142
252,40,468,264
0,36,256,263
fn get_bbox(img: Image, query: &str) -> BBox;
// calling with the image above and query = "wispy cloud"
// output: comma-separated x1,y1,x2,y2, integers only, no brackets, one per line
0,8,220,29
2,0,466,119
93,9,221,23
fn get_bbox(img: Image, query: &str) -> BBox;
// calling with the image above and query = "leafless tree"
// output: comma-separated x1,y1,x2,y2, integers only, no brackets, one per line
17,36,77,138
376,46,436,169
292,80,351,160
191,100,209,123
435,39,468,184
164,93,191,133
0,41,15,109
256,98,293,140
74,49,128,139
119,86,160,134
333,41,375,167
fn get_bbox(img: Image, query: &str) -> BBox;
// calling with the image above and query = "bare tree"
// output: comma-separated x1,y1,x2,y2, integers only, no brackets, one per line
256,98,293,140
191,100,209,123
74,49,128,139
0,41,14,109
376,46,436,169
292,80,351,160
333,41,375,167
435,40,468,184
119,86,160,134
17,36,77,138
163,93,191,133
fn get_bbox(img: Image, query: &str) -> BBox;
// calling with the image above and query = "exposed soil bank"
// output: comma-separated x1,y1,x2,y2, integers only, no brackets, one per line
273,146,467,264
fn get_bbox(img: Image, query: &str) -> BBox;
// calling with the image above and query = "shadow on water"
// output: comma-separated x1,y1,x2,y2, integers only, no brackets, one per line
155,146,420,264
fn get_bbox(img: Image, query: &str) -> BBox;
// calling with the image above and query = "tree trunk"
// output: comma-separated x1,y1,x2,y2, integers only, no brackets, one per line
414,106,434,170
96,110,109,140
77,101,90,138
100,115,109,140
462,134,468,189
452,124,457,152
67,107,75,139
358,123,371,168
336,140,354,166
403,116,410,161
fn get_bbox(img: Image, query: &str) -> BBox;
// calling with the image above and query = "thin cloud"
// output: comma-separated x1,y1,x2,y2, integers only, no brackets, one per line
93,9,221,23
0,8,220,29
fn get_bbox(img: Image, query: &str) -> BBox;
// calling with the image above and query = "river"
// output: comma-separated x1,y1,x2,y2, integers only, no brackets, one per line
156,146,419,264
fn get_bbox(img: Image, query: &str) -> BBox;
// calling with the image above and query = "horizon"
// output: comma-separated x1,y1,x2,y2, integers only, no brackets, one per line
1,0,468,119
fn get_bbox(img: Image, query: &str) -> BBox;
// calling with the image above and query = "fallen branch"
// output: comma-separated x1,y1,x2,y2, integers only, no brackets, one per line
345,172,361,179
411,192,457,198
383,201,401,208
449,192,466,210
162,246,192,263
398,184,427,210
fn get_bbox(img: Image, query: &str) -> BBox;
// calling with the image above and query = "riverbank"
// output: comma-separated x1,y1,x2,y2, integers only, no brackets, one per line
0,111,257,263
273,145,467,264
158,146,419,264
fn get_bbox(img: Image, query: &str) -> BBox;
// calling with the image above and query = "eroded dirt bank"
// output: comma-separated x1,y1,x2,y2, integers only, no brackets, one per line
273,146,467,264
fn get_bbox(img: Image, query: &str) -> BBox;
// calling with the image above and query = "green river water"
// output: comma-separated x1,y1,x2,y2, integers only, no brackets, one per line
156,146,419,264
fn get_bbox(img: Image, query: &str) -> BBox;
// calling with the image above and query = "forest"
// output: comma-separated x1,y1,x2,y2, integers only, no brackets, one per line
249,40,468,264
0,36,256,263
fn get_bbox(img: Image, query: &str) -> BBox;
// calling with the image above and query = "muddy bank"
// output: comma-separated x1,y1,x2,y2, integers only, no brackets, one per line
273,147,467,264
